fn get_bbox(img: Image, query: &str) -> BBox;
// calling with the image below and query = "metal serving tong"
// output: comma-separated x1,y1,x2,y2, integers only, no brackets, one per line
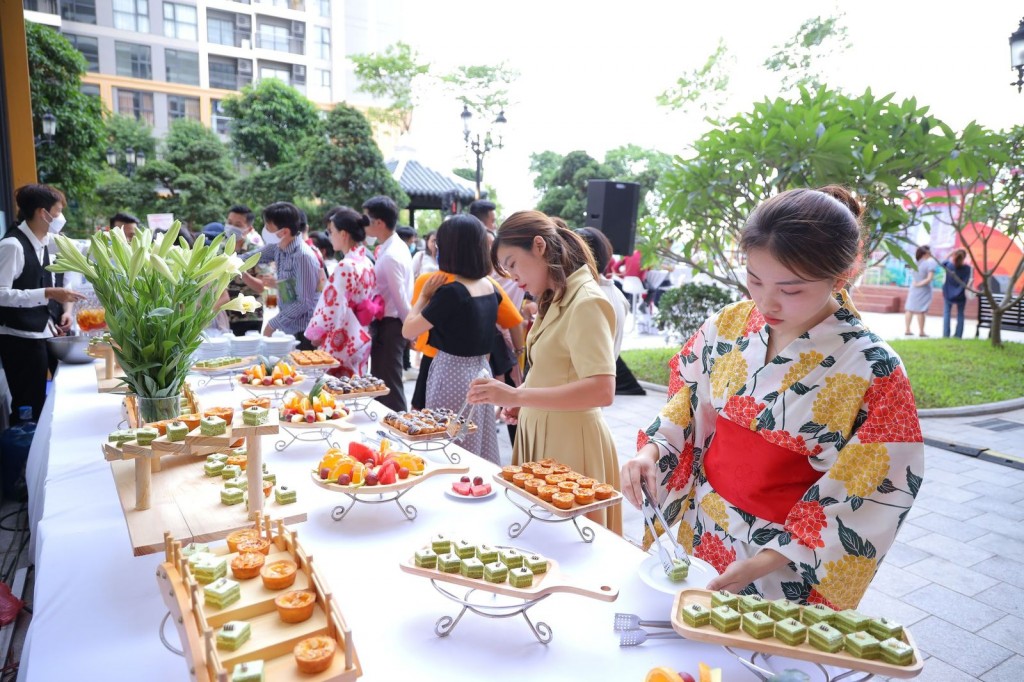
641,477,690,568
446,367,491,440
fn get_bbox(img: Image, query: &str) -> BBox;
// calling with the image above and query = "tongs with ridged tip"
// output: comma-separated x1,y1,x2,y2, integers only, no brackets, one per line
641,495,675,575
641,477,690,567
618,628,684,646
613,613,673,631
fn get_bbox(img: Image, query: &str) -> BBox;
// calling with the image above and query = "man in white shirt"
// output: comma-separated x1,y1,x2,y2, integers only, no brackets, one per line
469,200,497,235
0,185,84,423
363,195,412,411
226,204,264,249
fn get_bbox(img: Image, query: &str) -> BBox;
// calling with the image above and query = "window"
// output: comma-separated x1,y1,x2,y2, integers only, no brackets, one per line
23,1,59,13
168,95,200,121
316,27,329,60
163,3,197,41
259,62,290,85
165,49,199,86
115,89,155,126
257,23,289,52
259,0,304,8
209,56,239,90
65,33,99,72
212,99,233,135
207,11,237,46
113,0,149,32
80,83,101,97
318,69,331,100
115,42,152,80
318,0,329,17
60,0,96,23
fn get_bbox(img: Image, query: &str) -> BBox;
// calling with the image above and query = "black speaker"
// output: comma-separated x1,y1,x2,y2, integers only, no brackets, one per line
584,180,641,255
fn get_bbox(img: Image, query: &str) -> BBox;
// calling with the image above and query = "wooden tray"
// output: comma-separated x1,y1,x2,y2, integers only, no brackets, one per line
378,421,477,442
289,352,340,368
310,461,468,495
242,374,309,391
670,589,924,679
191,356,256,373
322,387,390,401
157,517,361,682
491,474,623,519
400,545,618,602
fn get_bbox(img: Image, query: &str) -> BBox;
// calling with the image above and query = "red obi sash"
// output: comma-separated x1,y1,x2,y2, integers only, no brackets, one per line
704,414,821,525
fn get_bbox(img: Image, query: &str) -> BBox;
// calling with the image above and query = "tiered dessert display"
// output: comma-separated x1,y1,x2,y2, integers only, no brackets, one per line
379,408,477,464
670,589,923,679
491,460,624,543
319,375,389,421
288,350,340,379
239,359,308,401
86,333,128,393
400,536,618,643
276,379,355,452
158,517,361,682
311,441,466,522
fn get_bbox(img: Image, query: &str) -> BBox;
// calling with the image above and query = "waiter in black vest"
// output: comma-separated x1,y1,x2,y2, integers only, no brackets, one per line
0,185,84,424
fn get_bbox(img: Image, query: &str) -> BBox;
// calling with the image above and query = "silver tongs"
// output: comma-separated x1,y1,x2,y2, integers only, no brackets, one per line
641,477,690,567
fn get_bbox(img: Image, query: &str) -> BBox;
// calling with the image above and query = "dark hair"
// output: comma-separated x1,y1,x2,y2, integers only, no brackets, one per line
469,200,496,222
423,230,437,256
437,214,491,279
297,209,308,235
492,210,598,316
362,195,399,230
329,207,369,244
262,201,302,235
109,212,139,229
574,227,614,274
915,245,932,261
323,205,343,226
950,248,968,268
308,231,333,259
14,184,65,223
740,185,864,282
396,226,417,243
227,204,254,226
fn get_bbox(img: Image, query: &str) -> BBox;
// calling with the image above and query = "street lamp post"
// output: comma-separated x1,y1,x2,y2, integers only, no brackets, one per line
35,111,56,182
461,104,506,199
1010,18,1024,92
106,146,147,177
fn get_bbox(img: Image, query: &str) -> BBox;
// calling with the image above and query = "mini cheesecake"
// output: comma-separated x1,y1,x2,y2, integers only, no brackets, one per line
681,603,710,627
204,460,226,477
453,540,475,559
430,534,451,554
204,578,241,609
225,476,248,490
192,555,228,584
221,488,245,506
200,415,227,436
710,605,741,632
242,405,268,425
221,464,242,480
230,660,264,682
275,485,297,504
134,427,159,445
166,421,189,441
774,617,807,646
523,553,548,575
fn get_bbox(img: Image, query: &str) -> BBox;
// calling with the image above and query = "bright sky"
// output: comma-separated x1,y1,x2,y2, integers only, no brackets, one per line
396,0,1023,215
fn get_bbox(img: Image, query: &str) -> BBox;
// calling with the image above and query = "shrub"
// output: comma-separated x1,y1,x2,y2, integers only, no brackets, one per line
656,283,737,342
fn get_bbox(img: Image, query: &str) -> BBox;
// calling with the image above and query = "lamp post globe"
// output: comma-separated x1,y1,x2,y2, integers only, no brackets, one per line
1010,18,1024,92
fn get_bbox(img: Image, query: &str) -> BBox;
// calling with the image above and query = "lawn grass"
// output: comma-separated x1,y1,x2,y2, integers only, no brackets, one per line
621,339,1024,409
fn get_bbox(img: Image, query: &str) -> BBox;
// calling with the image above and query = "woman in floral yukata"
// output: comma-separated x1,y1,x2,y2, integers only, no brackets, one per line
621,186,925,610
304,208,381,377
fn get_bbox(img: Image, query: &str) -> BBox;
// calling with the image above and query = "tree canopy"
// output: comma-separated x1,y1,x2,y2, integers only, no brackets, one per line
222,79,320,168
349,41,429,134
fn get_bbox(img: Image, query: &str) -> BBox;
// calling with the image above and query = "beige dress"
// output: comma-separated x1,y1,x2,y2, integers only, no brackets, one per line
513,266,622,534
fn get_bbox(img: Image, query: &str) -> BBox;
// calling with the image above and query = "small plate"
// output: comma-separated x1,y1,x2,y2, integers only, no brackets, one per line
444,487,496,502
637,554,718,595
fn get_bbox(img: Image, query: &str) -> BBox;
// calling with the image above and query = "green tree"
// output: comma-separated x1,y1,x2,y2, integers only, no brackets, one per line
763,14,850,94
102,114,158,166
87,116,159,225
648,86,956,293
300,103,406,208
25,22,106,236
535,151,615,225
222,79,320,168
528,151,564,195
442,63,518,119
656,38,733,118
350,41,430,134
230,164,305,215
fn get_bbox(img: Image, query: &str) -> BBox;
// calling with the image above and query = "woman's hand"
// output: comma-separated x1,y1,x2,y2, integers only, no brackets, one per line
621,444,659,510
499,406,520,424
706,550,788,593
468,377,518,407
420,272,447,302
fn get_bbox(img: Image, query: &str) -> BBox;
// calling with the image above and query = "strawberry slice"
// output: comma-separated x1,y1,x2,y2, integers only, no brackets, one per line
471,484,492,497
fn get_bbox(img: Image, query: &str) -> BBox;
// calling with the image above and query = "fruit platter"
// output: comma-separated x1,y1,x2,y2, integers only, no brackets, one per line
156,517,362,682
309,440,468,522
278,380,351,426
670,589,924,679
446,474,495,500
239,358,306,389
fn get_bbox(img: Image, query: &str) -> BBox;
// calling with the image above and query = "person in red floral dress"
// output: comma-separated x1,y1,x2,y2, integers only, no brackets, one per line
621,186,925,610
305,208,382,377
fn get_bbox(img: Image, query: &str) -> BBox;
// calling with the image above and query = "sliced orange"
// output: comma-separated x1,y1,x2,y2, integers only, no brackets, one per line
328,458,353,481
646,668,684,682
350,462,365,485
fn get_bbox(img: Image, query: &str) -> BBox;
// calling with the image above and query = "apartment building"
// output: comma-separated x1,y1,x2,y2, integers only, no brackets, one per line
21,0,402,137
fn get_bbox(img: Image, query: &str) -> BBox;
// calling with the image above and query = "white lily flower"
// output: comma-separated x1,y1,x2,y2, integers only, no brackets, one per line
219,293,262,314
223,254,245,277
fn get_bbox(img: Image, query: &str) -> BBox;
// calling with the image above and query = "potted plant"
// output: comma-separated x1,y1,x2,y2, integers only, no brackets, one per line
48,222,261,422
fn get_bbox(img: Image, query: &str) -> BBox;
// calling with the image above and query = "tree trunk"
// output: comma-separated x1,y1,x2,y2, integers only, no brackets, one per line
990,310,1003,348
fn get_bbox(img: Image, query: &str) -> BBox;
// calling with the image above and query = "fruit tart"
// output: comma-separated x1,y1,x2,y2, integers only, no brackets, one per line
260,559,298,590
275,589,316,624
230,551,265,580
294,635,337,674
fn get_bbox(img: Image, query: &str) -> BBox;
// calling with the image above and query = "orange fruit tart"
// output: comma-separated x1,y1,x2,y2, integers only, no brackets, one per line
226,454,247,471
294,635,337,674
524,477,542,495
537,458,557,467
562,471,582,482
501,465,521,481
531,466,553,477
512,472,533,488
537,485,558,502
235,536,271,555
260,559,298,590
203,406,235,425
594,483,615,500
230,551,265,580
178,413,202,432
576,477,596,489
241,396,271,410
551,492,575,510
557,481,579,494
226,529,260,553
551,464,571,474
262,480,273,498
574,488,596,505
544,473,567,485
275,589,316,623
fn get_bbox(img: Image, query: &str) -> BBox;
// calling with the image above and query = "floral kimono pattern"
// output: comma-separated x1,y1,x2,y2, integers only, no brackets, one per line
304,246,376,376
639,297,924,610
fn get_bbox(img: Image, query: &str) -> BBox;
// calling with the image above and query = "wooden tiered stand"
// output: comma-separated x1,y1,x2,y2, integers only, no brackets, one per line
157,516,361,682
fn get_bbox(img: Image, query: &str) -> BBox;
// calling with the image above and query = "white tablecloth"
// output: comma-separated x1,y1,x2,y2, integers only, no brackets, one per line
21,363,825,681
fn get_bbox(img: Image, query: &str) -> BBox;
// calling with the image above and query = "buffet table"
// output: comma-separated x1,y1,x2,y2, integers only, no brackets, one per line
21,362,828,681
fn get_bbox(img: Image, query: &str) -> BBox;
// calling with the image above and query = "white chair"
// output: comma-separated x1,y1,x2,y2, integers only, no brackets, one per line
621,276,647,331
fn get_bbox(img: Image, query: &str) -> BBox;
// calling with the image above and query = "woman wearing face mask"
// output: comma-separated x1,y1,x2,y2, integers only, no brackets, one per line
0,184,85,423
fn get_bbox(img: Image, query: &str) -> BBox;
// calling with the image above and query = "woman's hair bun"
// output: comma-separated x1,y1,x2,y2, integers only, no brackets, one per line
817,185,864,220
359,213,370,227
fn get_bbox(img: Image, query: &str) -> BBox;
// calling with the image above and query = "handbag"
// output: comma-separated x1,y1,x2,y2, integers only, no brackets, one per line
489,326,516,376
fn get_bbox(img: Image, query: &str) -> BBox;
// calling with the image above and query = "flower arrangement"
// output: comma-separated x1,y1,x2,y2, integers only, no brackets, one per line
48,222,260,417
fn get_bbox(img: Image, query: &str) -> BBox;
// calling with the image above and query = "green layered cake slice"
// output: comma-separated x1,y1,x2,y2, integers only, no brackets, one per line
201,416,227,436
509,566,534,588
108,429,136,444
867,617,903,640
880,637,914,666
438,552,461,574
681,603,710,627
845,631,880,659
274,485,297,504
431,534,451,554
166,421,189,442
710,590,738,610
193,555,228,584
204,578,241,609
499,548,524,569
414,548,437,569
134,427,159,445
769,598,801,621
774,617,807,646
262,472,277,485
187,551,216,569
710,605,741,632
738,594,770,614
204,460,226,477
221,488,244,506
523,553,548,574
741,611,774,639
225,476,248,490
484,561,508,584
802,603,835,626
475,544,498,565
207,453,229,463
454,540,475,559
833,609,870,634
242,406,268,426
181,543,208,558
216,621,251,651
233,447,248,458
460,557,484,579
666,558,689,582
808,622,844,653
231,660,264,682
221,464,242,480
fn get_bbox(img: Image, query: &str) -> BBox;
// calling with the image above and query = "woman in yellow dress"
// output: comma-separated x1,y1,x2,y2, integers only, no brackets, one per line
468,211,621,534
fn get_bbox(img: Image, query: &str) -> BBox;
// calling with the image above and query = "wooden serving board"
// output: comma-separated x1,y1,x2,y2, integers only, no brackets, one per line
184,411,281,448
400,546,618,602
278,415,356,433
378,421,478,442
670,589,924,679
309,462,468,496
241,374,309,391
491,474,624,519
324,387,390,401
